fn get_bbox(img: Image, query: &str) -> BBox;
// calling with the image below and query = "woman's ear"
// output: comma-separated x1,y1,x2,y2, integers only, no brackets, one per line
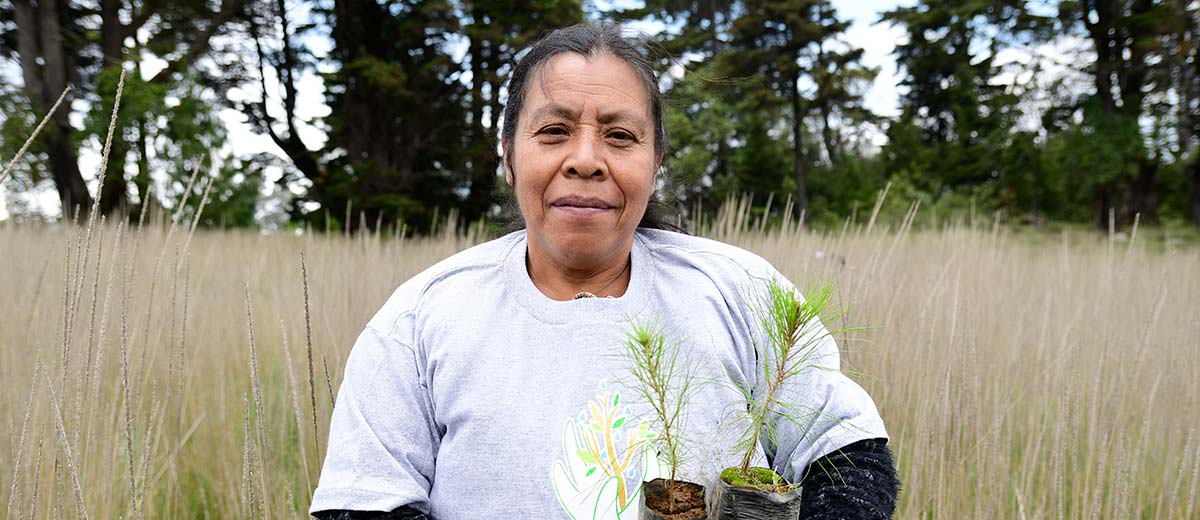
502,139,514,187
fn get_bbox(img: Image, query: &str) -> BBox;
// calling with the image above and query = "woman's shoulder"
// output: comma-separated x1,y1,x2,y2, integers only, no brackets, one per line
365,231,524,335
636,228,781,283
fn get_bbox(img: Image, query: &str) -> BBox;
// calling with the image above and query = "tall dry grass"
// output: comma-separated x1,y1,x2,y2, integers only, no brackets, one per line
1,200,1197,518
0,206,485,518
718,207,1200,518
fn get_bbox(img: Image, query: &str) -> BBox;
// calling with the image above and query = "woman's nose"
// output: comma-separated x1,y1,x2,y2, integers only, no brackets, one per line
562,133,606,178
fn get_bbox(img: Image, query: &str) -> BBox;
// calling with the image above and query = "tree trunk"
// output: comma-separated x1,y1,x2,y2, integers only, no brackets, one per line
135,115,151,206
1188,162,1200,226
23,0,92,221
1179,0,1199,226
821,103,839,168
465,20,494,222
101,0,123,66
815,32,839,169
130,28,152,212
1129,158,1158,224
38,0,67,107
13,0,44,98
1093,188,1114,230
1083,0,1118,113
98,0,131,216
791,77,808,213
276,0,303,142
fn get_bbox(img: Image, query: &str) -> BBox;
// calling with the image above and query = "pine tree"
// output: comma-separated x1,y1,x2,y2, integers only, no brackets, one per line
882,0,1048,215
715,0,867,214
1058,0,1176,226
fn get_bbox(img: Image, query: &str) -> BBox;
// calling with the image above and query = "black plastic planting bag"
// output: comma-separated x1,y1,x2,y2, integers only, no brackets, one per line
638,479,707,520
711,477,802,520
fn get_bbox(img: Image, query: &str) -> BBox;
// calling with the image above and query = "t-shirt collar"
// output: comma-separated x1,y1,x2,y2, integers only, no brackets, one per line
503,230,654,324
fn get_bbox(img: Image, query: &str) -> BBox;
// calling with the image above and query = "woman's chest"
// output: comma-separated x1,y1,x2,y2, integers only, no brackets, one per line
418,310,757,519
419,302,752,426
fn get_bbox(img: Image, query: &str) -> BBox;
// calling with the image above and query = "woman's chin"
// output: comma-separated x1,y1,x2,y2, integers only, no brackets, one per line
543,235,628,267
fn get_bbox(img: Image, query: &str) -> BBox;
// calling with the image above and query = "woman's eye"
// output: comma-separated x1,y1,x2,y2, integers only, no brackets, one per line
608,130,635,142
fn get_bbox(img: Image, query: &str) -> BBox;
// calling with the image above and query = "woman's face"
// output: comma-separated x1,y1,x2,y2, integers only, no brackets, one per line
506,52,659,271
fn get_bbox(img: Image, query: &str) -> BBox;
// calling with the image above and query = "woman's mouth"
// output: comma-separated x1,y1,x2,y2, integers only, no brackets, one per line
550,195,616,216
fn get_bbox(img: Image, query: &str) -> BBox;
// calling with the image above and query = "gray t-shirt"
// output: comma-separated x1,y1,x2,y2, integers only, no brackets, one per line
310,229,887,519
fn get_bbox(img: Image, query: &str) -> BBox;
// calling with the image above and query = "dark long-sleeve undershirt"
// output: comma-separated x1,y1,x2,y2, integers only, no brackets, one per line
798,437,899,519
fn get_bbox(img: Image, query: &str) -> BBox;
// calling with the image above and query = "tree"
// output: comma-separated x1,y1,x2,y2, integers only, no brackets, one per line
8,0,93,219
808,1,876,168
656,64,740,213
1059,0,1175,226
715,0,867,214
322,0,469,231
882,0,1048,217
1163,0,1200,225
612,0,735,57
608,1,739,217
612,0,873,221
237,0,469,232
4,0,249,220
716,0,820,213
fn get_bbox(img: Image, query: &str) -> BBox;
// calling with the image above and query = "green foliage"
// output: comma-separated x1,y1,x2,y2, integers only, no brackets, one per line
195,162,264,229
1040,102,1145,221
0,89,48,191
1,0,265,218
309,0,468,232
725,279,853,485
661,66,736,210
298,0,584,232
80,66,257,226
724,99,796,201
619,319,695,486
881,0,1045,208
807,153,888,224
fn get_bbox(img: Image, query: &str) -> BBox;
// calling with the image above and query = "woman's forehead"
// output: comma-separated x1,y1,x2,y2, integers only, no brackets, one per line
524,52,651,123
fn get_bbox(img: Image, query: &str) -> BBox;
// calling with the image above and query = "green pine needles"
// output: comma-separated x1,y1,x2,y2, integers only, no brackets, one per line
620,319,695,505
727,278,852,492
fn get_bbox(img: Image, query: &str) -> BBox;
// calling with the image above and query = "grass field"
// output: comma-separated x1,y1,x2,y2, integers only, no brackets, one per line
1,205,1198,519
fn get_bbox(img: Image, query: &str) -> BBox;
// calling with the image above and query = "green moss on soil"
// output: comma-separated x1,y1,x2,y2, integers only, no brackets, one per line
720,466,790,491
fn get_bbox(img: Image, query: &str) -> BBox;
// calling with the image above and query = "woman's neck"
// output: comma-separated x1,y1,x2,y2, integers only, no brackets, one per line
525,242,633,301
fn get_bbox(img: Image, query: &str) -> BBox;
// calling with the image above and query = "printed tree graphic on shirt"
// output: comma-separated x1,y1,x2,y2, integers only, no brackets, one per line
552,383,662,520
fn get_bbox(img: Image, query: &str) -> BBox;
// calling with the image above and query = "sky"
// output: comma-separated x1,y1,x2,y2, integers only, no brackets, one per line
0,0,919,221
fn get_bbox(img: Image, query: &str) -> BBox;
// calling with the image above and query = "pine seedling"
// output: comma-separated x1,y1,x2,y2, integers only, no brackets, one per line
725,278,851,492
620,319,695,510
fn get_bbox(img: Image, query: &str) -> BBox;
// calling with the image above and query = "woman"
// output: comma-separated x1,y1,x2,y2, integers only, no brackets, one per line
310,24,898,520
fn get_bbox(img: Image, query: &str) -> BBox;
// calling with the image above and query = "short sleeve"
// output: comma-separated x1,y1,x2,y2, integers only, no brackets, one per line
309,326,440,515
751,284,889,483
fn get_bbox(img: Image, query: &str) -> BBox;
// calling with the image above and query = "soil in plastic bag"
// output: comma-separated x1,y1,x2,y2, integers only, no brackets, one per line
712,469,802,520
639,478,707,520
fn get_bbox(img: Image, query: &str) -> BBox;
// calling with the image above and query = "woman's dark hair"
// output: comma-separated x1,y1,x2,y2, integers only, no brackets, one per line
500,23,683,233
